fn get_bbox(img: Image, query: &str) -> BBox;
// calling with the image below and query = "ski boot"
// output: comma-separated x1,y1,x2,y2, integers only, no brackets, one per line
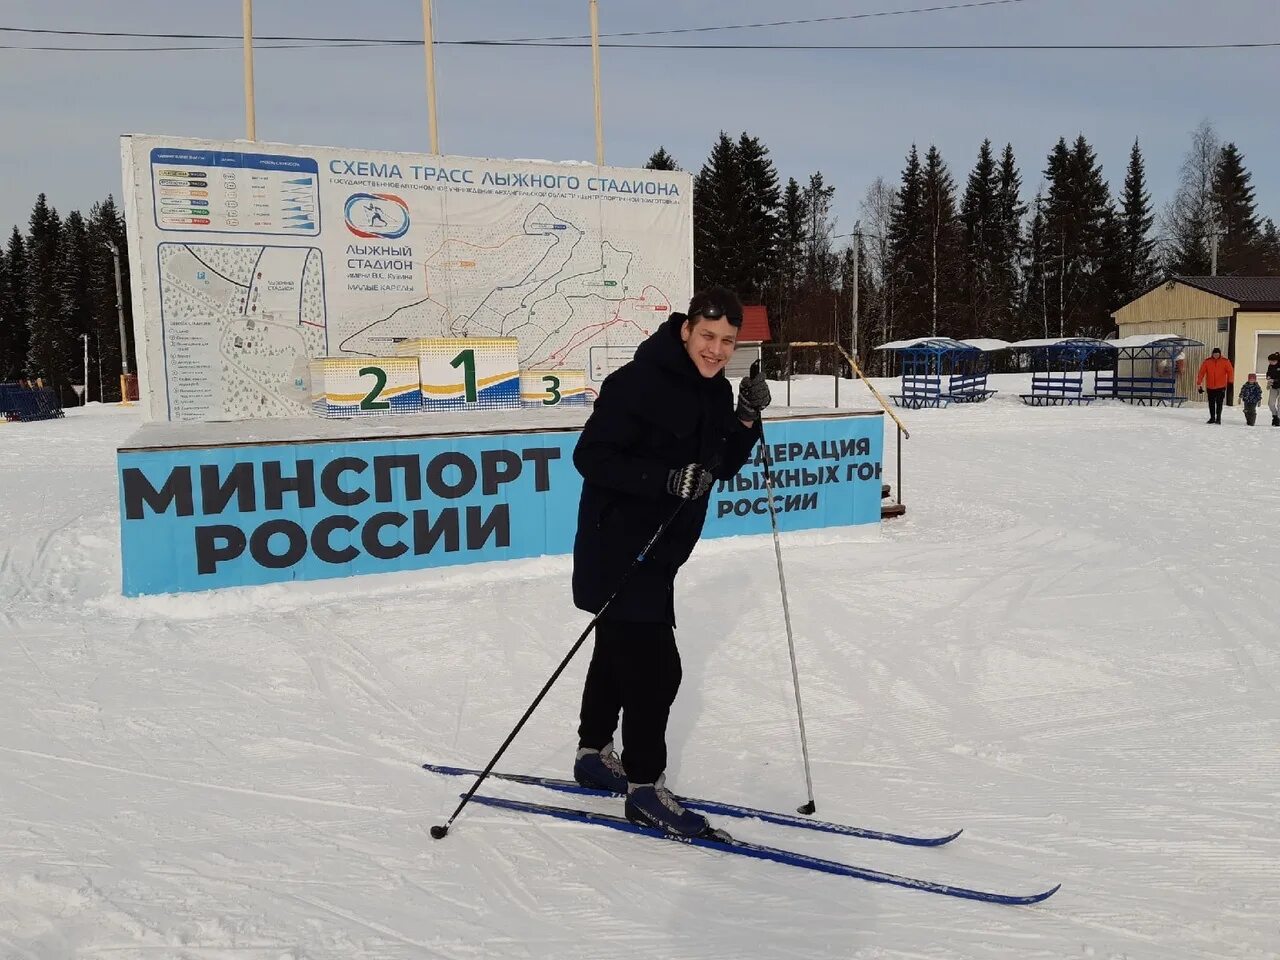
625,776,730,840
573,742,628,793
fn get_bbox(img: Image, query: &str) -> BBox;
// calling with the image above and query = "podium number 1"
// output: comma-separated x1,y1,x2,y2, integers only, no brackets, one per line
450,348,478,402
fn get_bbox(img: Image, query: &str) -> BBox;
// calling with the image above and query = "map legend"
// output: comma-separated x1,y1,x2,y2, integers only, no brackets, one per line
150,148,320,236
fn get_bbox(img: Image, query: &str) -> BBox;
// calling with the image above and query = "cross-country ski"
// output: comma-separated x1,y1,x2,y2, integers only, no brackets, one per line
466,793,1059,905
423,761,963,846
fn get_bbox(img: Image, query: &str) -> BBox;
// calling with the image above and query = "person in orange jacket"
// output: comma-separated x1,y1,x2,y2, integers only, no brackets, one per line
1196,347,1234,424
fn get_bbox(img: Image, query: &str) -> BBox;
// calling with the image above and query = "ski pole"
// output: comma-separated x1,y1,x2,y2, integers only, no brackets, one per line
750,360,818,815
432,500,686,840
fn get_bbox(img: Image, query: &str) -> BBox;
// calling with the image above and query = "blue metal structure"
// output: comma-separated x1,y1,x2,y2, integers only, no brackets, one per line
0,382,65,422
877,338,997,409
1094,335,1203,406
1012,338,1112,406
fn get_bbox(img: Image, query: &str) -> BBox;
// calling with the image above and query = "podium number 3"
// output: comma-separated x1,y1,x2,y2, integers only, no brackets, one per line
359,366,390,410
541,374,562,406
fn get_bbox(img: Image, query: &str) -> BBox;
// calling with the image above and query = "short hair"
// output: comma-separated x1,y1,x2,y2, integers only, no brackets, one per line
687,287,743,327
1211,346,1222,354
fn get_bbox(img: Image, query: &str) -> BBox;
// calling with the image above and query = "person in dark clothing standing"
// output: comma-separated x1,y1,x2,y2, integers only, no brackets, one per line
570,286,771,838
1266,352,1280,427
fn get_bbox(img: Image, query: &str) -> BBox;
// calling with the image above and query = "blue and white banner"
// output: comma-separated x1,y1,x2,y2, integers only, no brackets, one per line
117,413,883,595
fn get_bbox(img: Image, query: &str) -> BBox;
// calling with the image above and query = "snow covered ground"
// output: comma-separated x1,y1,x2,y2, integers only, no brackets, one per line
3,378,1279,959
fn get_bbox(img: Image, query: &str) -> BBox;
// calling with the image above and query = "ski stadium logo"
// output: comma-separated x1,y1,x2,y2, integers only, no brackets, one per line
344,193,410,239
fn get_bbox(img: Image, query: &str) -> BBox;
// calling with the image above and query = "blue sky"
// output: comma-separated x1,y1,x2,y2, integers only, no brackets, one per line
2,0,1278,240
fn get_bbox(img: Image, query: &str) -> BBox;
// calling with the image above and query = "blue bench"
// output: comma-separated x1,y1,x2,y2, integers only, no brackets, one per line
0,383,65,422
891,375,950,409
1020,374,1094,407
1094,374,1186,407
946,373,996,403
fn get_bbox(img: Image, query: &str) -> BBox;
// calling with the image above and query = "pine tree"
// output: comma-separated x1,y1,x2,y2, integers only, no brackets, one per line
1261,219,1280,275
89,195,133,400
959,139,999,339
992,144,1026,341
920,146,962,338
888,145,928,338
645,147,679,171
0,240,12,380
1039,138,1073,336
1211,143,1264,275
772,177,808,342
1020,191,1050,340
57,210,94,398
3,227,29,380
1040,136,1114,337
735,133,782,303
1118,139,1159,303
693,132,743,291
1165,120,1219,275
26,194,70,395
801,171,837,288
778,171,839,349
838,243,859,367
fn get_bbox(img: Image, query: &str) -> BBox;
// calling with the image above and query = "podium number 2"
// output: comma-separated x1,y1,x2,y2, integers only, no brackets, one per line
450,349,478,402
359,366,390,410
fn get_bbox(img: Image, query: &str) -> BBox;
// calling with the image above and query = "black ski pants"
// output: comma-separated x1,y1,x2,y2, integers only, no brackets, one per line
577,620,681,786
1207,388,1226,422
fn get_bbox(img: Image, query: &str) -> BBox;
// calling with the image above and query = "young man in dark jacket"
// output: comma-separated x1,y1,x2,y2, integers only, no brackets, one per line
570,286,771,838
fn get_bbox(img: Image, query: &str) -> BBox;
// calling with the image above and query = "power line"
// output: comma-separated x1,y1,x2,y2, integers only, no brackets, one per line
508,0,1042,40
0,1,1042,46
3,40,1278,53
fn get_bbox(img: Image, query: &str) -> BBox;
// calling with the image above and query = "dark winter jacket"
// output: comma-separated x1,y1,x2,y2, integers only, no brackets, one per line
572,313,762,625
1267,361,1280,391
1240,381,1263,406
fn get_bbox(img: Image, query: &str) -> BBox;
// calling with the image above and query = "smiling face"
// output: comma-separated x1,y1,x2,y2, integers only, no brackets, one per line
681,314,739,378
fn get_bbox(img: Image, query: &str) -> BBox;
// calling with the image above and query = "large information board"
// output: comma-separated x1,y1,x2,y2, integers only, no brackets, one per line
121,134,693,422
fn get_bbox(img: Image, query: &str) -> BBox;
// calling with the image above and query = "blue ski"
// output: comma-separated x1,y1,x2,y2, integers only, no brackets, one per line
422,762,961,846
467,793,1060,906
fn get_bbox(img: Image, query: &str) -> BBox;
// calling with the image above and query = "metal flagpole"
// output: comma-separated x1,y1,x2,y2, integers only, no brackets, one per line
242,0,256,139
589,0,605,165
422,0,441,154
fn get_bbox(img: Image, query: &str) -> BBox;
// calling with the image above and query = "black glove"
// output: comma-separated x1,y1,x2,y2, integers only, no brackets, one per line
667,463,714,500
736,368,772,422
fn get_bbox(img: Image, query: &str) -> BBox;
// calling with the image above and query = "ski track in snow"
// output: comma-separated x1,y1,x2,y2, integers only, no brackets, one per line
2,381,1279,959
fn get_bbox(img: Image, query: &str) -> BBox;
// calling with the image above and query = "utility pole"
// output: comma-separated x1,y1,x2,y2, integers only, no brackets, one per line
851,223,860,370
105,239,131,403
1059,236,1065,339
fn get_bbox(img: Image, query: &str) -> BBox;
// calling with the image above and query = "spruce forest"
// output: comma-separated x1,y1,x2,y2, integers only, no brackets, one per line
3,121,1278,400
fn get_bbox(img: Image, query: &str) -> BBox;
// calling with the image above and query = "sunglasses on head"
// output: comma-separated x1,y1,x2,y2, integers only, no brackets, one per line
696,304,740,323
